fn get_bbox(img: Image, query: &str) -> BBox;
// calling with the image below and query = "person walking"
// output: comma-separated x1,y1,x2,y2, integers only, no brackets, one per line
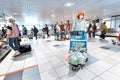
100,22,108,39
92,22,97,38
66,20,71,39
33,25,38,39
87,23,93,39
45,24,49,38
6,17,21,57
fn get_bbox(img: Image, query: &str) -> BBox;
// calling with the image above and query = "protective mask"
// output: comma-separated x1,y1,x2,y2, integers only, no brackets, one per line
6,22,12,27
80,15,83,19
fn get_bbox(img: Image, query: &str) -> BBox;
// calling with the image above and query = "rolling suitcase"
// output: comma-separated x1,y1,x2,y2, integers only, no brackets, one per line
19,45,31,53
19,38,32,53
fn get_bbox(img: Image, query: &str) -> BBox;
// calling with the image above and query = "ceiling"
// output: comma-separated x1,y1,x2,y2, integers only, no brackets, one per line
0,0,120,26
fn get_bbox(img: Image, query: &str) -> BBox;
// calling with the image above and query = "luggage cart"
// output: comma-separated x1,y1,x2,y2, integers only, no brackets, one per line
68,31,89,71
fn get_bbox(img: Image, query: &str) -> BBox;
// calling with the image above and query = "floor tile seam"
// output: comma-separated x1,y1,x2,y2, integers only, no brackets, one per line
107,57,120,63
101,56,120,63
0,61,13,77
75,74,82,80
0,64,38,77
51,55,81,79
91,76,103,80
107,70,120,78
91,63,120,79
92,60,117,70
47,57,62,80
90,60,117,79
22,72,40,80
6,60,14,75
55,55,68,66
97,53,114,57
55,71,75,79
32,46,42,78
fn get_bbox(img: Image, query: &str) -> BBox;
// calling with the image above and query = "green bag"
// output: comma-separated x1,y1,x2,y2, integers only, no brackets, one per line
69,54,79,65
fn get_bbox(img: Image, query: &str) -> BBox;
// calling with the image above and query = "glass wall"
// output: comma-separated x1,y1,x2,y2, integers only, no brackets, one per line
102,15,120,28
116,17,120,28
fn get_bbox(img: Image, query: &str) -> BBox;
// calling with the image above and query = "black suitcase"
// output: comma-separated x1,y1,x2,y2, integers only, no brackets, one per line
19,45,31,53
100,34,105,39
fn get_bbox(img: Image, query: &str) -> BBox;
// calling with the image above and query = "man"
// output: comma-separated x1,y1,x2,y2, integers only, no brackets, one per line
33,25,38,39
22,25,27,36
92,22,97,38
45,24,49,38
60,22,66,39
100,22,108,39
66,20,71,39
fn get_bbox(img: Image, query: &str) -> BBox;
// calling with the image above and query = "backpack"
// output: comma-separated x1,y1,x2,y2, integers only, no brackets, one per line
34,27,38,33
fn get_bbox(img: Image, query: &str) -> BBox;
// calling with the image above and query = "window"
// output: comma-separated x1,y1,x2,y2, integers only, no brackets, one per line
116,18,120,28
111,19,115,28
105,20,111,28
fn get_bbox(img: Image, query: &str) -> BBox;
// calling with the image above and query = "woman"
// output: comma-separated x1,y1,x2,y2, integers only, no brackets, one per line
6,17,21,57
92,22,97,38
71,11,86,32
87,23,93,39
56,22,60,40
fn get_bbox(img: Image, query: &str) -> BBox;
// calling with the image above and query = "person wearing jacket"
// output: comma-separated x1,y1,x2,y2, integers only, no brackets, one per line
87,23,93,39
66,20,71,39
6,17,21,57
100,22,108,39
71,11,86,32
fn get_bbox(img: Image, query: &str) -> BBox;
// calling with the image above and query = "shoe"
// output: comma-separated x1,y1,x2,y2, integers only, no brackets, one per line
13,51,21,57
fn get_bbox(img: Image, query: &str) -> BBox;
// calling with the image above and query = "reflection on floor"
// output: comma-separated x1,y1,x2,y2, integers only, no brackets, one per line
4,65,40,80
0,36,120,80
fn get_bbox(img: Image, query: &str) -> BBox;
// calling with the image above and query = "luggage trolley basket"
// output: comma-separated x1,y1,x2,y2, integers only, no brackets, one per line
68,31,89,71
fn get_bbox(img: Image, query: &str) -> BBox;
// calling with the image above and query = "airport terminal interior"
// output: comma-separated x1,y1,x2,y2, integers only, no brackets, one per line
0,0,120,80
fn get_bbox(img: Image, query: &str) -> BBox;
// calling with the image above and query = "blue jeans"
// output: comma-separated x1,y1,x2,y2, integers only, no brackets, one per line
9,37,19,51
88,31,92,38
34,33,38,39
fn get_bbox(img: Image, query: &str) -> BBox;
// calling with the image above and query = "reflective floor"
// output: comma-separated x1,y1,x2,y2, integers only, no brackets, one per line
0,36,120,80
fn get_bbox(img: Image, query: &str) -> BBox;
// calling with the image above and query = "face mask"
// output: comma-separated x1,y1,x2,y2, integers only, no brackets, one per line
6,22,12,27
80,15,83,19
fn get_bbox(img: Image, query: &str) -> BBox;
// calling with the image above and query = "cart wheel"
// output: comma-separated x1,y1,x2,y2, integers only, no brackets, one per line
72,67,77,71
76,65,80,71
80,65,83,69
80,64,85,69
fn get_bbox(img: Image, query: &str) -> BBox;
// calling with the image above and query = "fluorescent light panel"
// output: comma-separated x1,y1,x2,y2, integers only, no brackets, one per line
64,2,74,7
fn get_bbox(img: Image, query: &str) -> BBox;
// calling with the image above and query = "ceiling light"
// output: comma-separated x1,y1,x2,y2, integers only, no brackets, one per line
13,13,19,15
103,9,106,11
64,2,74,7
51,14,56,18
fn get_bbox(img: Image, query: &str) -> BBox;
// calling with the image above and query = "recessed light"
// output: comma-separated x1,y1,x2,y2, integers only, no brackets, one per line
13,13,19,15
51,14,56,18
103,9,107,11
64,2,74,7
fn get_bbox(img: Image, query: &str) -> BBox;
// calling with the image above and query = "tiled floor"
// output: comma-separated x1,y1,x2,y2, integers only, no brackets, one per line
0,36,120,80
